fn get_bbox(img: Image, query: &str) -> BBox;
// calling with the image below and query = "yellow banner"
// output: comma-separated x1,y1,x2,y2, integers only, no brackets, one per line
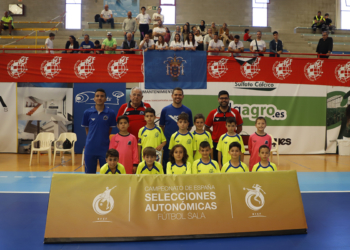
44,170,307,243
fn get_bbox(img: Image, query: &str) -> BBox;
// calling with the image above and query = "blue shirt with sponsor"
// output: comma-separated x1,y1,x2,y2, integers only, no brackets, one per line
159,104,193,143
82,106,116,155
80,41,95,53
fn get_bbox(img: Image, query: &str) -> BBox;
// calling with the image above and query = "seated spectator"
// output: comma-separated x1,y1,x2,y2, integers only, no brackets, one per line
219,23,234,45
152,7,164,29
45,33,55,54
164,27,171,43
122,32,138,54
184,32,197,51
312,11,325,34
102,32,117,54
208,32,224,55
170,26,183,43
94,40,103,54
182,24,190,42
155,35,169,50
250,31,266,56
63,35,79,53
194,29,204,51
153,20,166,42
181,22,190,32
192,26,197,34
324,13,335,34
139,34,155,51
203,28,214,51
244,29,252,42
99,4,114,29
316,31,333,59
197,20,207,36
80,34,95,53
122,11,137,40
210,22,218,34
269,31,283,57
170,33,183,51
0,11,14,35
228,35,244,57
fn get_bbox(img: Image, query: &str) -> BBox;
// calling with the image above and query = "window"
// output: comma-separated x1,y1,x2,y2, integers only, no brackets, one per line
252,0,267,27
66,0,81,29
160,0,176,25
341,0,350,29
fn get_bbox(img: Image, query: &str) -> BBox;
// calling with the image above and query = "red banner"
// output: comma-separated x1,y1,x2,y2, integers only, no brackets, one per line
0,54,349,86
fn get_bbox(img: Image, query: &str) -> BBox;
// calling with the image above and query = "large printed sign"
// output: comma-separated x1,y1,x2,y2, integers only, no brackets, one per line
44,171,307,242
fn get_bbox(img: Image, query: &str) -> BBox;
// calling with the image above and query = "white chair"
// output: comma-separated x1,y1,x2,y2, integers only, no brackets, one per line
53,132,77,166
269,134,279,166
29,132,55,166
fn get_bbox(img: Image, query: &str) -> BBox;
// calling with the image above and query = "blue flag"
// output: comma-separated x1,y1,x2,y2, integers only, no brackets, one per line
144,51,207,89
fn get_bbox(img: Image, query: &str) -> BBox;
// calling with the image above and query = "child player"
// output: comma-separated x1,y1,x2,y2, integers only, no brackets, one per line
109,116,139,174
221,142,249,173
138,107,167,160
248,117,272,171
136,147,164,174
252,145,277,172
193,114,213,161
169,113,196,164
192,141,220,174
217,117,245,169
100,149,126,174
167,145,191,174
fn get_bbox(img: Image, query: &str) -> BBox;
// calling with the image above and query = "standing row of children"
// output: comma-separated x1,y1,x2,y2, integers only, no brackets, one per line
101,107,277,175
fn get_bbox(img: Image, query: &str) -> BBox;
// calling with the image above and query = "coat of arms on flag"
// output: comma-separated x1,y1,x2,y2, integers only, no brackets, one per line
164,55,187,78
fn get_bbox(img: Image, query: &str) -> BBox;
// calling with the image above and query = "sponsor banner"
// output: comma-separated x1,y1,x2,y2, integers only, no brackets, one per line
104,0,139,17
144,51,207,89
73,83,126,154
44,171,307,242
0,83,17,153
0,54,143,83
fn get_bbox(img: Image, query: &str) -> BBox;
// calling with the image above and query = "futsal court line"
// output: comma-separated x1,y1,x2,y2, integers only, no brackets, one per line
287,159,313,170
74,165,83,172
46,158,72,172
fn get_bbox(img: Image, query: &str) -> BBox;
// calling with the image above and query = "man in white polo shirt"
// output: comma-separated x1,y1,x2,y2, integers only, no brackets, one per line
250,31,266,56
208,32,224,55
135,6,151,41
99,4,114,29
139,34,155,51
152,7,164,29
152,20,166,42
228,35,244,57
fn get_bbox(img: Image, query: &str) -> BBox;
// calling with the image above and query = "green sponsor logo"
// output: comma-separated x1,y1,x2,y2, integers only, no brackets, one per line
231,101,287,121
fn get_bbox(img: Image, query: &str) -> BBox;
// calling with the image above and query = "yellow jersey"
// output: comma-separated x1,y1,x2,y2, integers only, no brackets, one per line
138,125,166,159
193,131,214,161
100,163,126,174
252,162,277,172
221,161,249,173
169,131,196,163
136,161,164,175
166,162,192,175
217,133,245,166
192,159,220,174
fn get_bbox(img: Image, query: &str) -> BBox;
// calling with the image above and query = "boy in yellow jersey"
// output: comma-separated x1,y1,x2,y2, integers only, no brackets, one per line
221,142,249,173
169,113,196,163
138,107,167,160
136,147,164,174
192,141,220,174
217,117,245,169
167,144,191,174
252,145,277,172
193,113,214,161
100,149,126,174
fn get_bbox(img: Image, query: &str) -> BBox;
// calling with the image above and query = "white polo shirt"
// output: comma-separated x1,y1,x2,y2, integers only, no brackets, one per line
228,41,244,56
170,41,183,49
153,27,166,41
156,41,168,49
194,35,203,43
136,13,151,24
45,38,54,54
250,39,266,56
140,39,155,50
101,10,113,19
184,40,198,47
209,39,224,55
152,13,164,25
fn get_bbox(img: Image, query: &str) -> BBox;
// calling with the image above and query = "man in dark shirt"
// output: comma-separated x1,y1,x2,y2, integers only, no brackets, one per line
269,31,283,57
122,32,138,54
324,13,335,34
316,31,333,59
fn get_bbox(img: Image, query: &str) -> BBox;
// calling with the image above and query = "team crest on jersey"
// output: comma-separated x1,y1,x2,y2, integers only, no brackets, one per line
128,141,131,145
304,60,323,81
176,140,180,143
108,56,129,79
335,61,350,83
155,132,159,138
209,169,213,173
7,56,29,79
164,55,187,78
240,57,261,79
103,116,108,120
91,118,95,121
265,140,268,144
74,56,96,79
208,58,229,78
40,56,62,79
140,111,144,115
272,58,292,80
187,139,192,144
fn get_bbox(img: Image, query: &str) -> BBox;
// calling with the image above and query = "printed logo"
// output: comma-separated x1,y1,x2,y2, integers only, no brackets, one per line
187,139,191,144
7,56,29,79
164,55,187,78
74,56,96,79
272,58,292,80
108,56,129,79
103,115,108,120
209,169,213,173
91,118,95,121
0,96,8,112
92,186,116,216
155,132,159,138
75,91,124,105
140,111,144,115
234,81,276,91
40,56,62,79
243,184,266,217
231,101,287,121
335,61,350,83
169,115,178,122
208,58,228,78
304,60,323,81
240,57,261,79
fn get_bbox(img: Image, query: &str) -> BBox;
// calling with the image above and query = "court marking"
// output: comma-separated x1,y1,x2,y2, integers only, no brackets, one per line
287,159,313,170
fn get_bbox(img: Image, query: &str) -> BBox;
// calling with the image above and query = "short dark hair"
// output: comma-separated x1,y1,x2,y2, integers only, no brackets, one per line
218,90,229,98
257,30,262,34
199,141,211,149
273,31,278,35
259,145,270,153
256,117,267,124
214,32,219,36
172,87,184,95
117,115,129,124
318,11,321,14
141,6,146,10
234,35,240,39
144,107,155,116
169,144,188,165
244,29,249,33
143,147,156,157
178,113,189,122
226,117,236,125
94,40,100,45
229,142,241,151
194,113,205,123
325,13,329,16
95,88,106,96
49,33,55,37
106,148,119,158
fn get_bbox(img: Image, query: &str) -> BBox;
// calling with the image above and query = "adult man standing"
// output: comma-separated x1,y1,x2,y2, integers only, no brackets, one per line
205,90,243,161
316,31,333,59
99,4,114,29
135,6,151,41
117,87,151,139
152,20,166,42
122,32,138,54
250,31,266,56
122,11,137,40
208,32,225,55
228,35,244,57
102,32,117,54
203,28,214,51
82,89,117,174
159,88,193,169
269,31,283,57
152,7,164,29
312,11,325,34
0,11,14,36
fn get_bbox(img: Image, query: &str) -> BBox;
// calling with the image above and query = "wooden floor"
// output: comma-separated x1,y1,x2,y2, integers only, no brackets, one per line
1,153,350,172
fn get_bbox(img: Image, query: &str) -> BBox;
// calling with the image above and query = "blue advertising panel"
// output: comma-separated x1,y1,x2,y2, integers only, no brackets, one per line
103,0,139,18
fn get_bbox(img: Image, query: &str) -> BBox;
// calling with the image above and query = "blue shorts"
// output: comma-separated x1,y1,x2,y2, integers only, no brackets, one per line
84,154,106,174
